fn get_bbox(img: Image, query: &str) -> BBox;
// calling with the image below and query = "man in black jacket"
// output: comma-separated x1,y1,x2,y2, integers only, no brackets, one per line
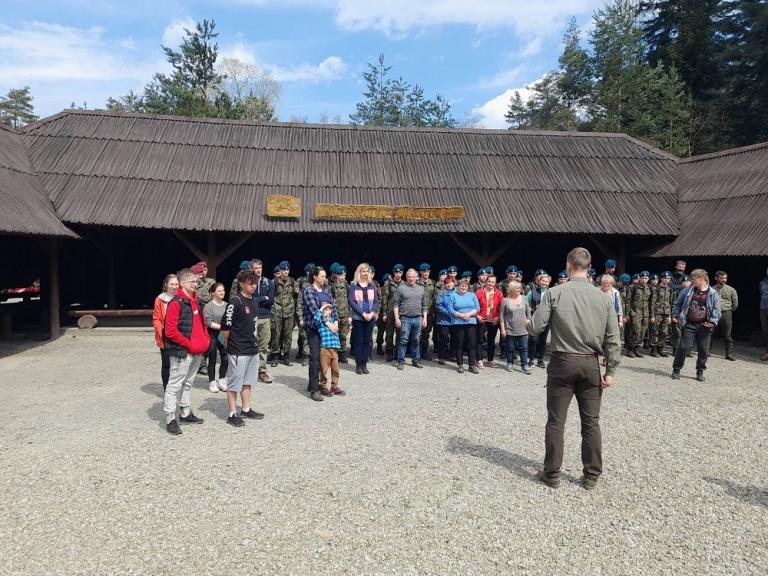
250,259,275,383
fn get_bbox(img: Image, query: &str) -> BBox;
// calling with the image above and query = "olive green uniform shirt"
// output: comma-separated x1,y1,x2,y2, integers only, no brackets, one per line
528,276,621,376
715,284,738,311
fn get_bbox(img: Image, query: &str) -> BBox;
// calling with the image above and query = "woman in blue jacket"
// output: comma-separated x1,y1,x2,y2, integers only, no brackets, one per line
435,276,456,365
348,263,380,375
447,281,480,374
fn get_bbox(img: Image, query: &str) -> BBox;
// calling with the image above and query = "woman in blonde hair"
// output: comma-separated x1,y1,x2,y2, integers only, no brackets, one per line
348,263,380,374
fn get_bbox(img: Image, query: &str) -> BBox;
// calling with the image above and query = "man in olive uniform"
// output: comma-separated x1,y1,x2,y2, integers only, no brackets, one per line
383,264,404,362
446,265,458,283
193,261,215,374
557,270,569,285
230,260,251,300
417,263,437,361
375,271,389,355
329,263,352,363
295,263,315,365
499,266,517,298
270,261,296,367
471,268,489,293
627,271,652,358
618,273,632,352
649,271,673,357
714,270,738,361
596,259,618,286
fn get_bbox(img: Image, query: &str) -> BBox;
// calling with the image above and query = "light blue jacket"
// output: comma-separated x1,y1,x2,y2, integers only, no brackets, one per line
435,288,455,326
673,286,721,327
446,291,480,325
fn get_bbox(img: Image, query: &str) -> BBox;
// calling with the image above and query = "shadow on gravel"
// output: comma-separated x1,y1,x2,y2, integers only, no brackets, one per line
198,396,230,421
141,382,164,397
146,400,166,430
273,374,310,397
446,436,577,484
620,364,673,378
704,477,768,508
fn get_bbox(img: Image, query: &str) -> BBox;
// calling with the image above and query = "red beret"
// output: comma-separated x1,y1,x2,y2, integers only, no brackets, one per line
191,262,207,273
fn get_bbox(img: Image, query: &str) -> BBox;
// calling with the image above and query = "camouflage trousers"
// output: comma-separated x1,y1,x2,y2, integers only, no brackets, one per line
296,318,309,358
385,313,401,356
338,316,350,353
375,315,385,348
650,317,670,348
420,314,433,356
630,315,649,350
270,314,294,356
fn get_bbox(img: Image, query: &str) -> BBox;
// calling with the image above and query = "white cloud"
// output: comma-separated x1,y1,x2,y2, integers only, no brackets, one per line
162,16,197,48
0,22,153,82
475,66,525,90
471,84,536,129
220,43,347,83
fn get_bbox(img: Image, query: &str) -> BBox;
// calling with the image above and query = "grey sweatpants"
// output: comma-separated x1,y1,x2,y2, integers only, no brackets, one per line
164,353,202,422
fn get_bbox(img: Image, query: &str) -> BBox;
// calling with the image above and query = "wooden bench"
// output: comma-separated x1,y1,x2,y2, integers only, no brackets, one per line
68,309,152,329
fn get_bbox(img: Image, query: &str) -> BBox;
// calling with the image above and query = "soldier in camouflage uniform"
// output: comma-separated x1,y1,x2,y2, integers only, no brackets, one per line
617,273,632,352
270,261,296,366
417,263,437,361
470,268,488,293
230,260,251,300
383,264,404,362
295,263,315,365
375,271,388,355
329,263,352,363
193,261,215,374
649,271,673,357
627,270,652,358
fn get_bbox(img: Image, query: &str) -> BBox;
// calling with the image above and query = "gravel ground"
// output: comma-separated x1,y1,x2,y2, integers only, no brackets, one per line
0,330,766,576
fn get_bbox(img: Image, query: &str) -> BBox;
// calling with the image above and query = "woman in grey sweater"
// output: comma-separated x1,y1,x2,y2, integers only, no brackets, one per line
204,283,229,393
499,281,532,373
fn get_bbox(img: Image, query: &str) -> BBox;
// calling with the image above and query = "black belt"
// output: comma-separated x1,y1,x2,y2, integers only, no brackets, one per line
402,315,421,318
552,351,598,359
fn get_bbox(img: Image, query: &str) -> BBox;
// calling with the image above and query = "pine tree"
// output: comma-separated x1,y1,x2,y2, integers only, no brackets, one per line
0,86,38,128
162,19,222,108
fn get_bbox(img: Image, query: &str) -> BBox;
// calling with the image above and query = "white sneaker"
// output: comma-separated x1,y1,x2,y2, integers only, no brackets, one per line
217,378,227,392
208,381,219,393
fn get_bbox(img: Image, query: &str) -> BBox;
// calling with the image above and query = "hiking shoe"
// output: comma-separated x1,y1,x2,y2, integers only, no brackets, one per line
506,363,514,372
457,364,464,374
412,361,423,369
696,371,706,382
281,355,293,367
582,475,599,491
320,387,333,397
469,366,480,374
208,381,219,393
671,370,681,380
650,349,659,357
332,387,346,396
240,408,264,420
537,360,546,369
258,372,273,383
338,353,348,364
535,470,560,489
227,414,245,427
658,348,669,358
179,412,204,424
725,356,736,361
633,349,644,358
217,378,228,392
522,366,532,375
166,419,182,435
362,365,370,374
396,363,405,370
310,391,324,402
625,349,636,358
487,361,497,368
356,365,363,375
270,358,279,367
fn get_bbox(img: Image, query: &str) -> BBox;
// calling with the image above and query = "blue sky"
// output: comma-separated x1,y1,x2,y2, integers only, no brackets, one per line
0,0,604,128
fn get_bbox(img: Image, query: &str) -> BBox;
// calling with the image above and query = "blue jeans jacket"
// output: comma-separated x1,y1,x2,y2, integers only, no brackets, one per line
673,286,722,327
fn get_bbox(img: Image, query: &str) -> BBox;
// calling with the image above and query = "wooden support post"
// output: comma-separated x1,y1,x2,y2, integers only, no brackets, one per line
49,238,61,340
174,230,254,279
588,234,615,264
106,236,116,309
449,233,517,268
207,232,217,279
449,234,484,268
617,238,627,275
173,230,207,263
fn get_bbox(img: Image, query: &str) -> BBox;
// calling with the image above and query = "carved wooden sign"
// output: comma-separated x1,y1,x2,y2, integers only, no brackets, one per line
314,204,465,221
266,195,301,218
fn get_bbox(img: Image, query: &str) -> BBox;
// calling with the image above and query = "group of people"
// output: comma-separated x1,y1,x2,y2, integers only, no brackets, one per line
150,254,768,438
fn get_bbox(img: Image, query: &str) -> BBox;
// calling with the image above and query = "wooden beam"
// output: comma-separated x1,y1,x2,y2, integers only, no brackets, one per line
214,232,253,270
173,230,207,263
588,235,615,265
449,234,484,268
486,235,517,266
49,238,60,340
207,232,218,279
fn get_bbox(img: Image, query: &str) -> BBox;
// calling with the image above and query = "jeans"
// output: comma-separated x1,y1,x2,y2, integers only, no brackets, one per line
207,329,229,381
506,334,529,367
397,316,423,363
673,323,713,372
544,353,603,479
451,324,477,367
477,322,499,361
307,328,321,393
351,319,375,367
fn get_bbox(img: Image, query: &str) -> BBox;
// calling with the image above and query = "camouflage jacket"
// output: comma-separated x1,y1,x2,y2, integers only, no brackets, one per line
329,279,351,317
627,284,652,316
382,279,403,314
197,277,216,304
273,276,296,317
417,277,438,311
651,285,673,316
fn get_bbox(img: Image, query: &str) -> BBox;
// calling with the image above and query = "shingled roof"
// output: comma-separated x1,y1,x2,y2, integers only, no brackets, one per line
653,142,768,257
0,124,77,238
21,110,679,235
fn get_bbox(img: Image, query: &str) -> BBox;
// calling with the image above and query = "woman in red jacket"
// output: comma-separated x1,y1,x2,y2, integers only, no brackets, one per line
475,275,503,368
152,274,178,390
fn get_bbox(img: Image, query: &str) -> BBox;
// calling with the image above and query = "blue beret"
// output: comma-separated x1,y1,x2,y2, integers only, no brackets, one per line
304,262,315,271
239,260,250,270
650,273,659,280
517,270,524,276
462,271,472,278
273,265,280,273
419,263,431,271
478,268,487,275
438,269,446,276
484,266,494,274
588,268,596,276
682,274,690,281
559,271,568,278
619,273,631,283
535,268,547,276
383,273,392,282
661,271,672,278
447,265,458,273
369,265,376,273
632,273,640,279
605,259,617,268
506,265,518,273
337,265,346,274
640,270,650,277
393,264,404,273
